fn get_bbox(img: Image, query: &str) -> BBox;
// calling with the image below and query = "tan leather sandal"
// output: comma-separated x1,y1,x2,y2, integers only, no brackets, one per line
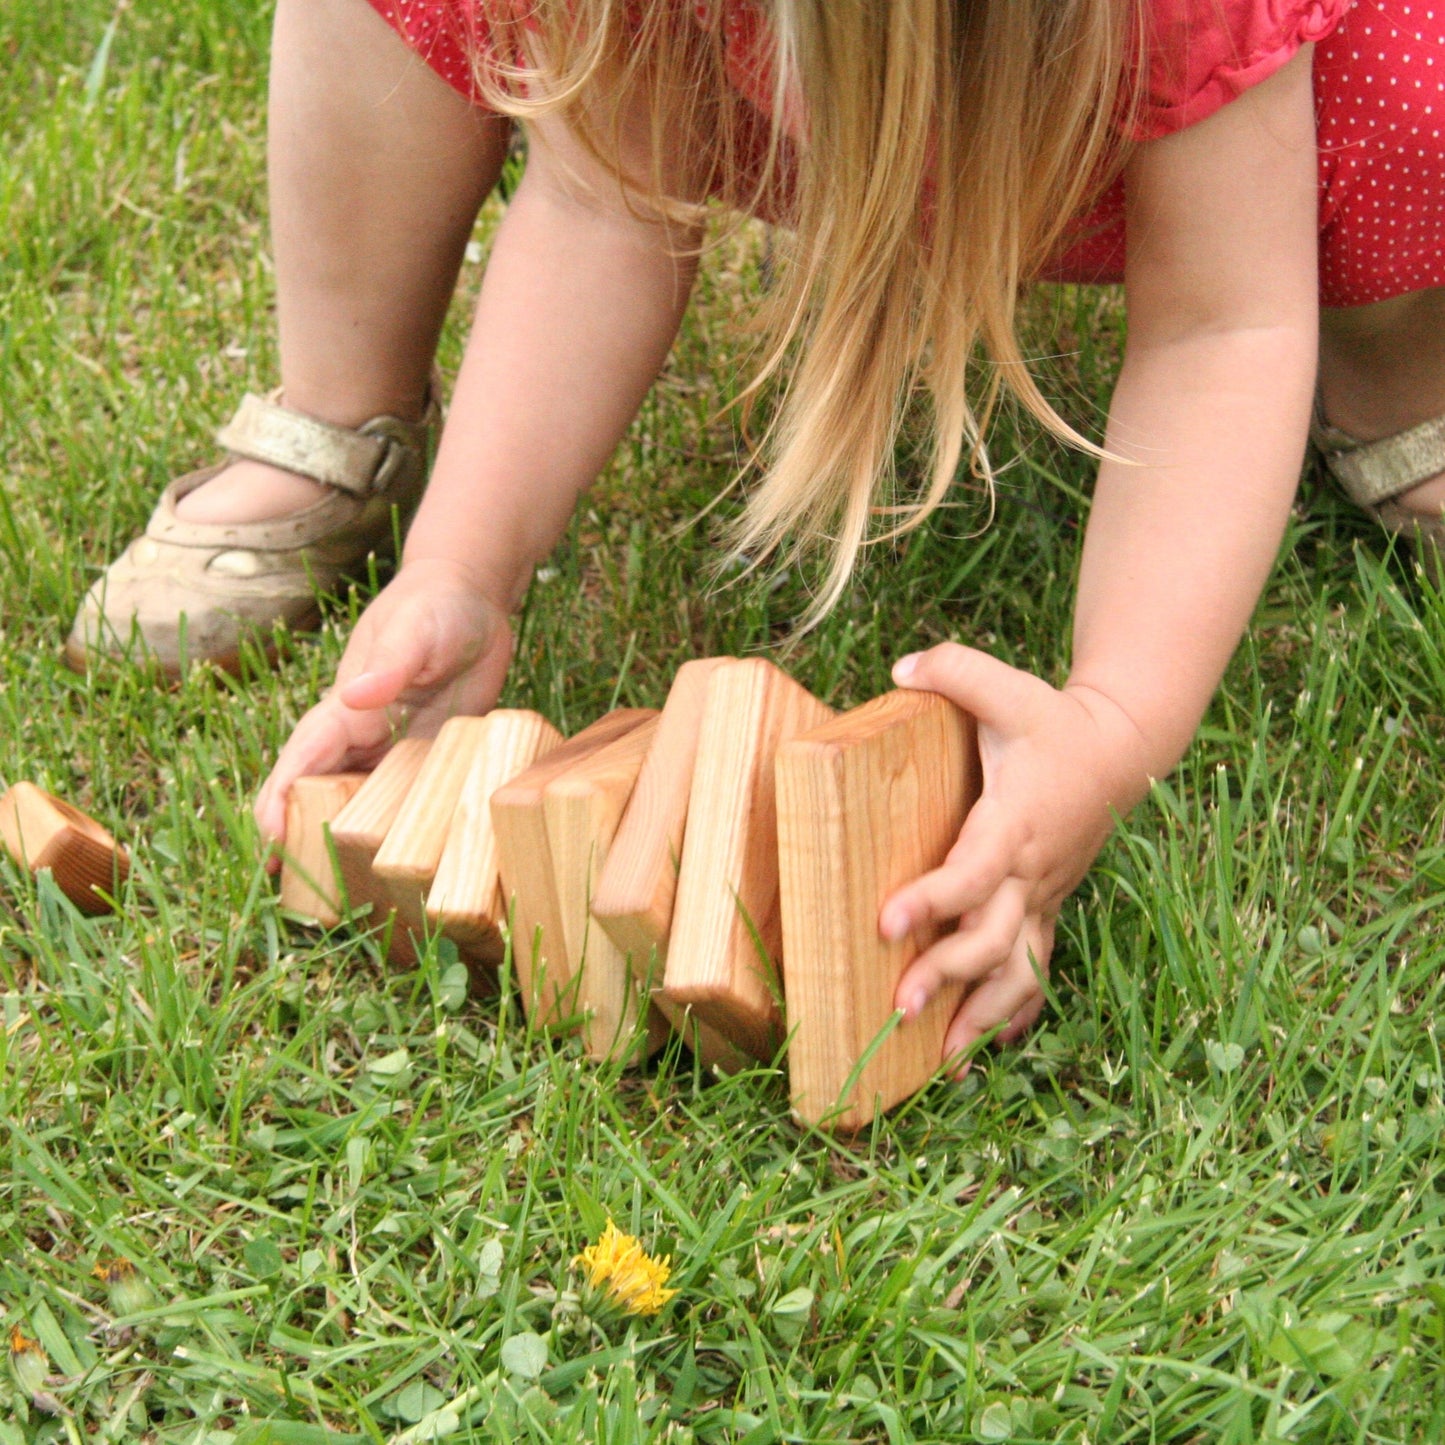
1311,405,1445,583
65,384,442,677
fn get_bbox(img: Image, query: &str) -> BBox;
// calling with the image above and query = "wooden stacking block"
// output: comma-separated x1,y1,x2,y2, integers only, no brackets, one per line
329,737,434,964
776,690,980,1131
490,709,658,1053
590,659,742,1070
543,719,672,1060
661,658,833,1061
0,783,129,915
593,659,725,959
372,717,493,946
425,710,565,957
279,773,368,925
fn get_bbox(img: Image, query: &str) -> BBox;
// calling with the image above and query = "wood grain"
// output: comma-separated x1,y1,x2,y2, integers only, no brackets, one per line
279,773,367,925
776,690,980,1130
542,717,671,1060
425,710,565,962
0,782,129,915
373,717,492,935
491,709,655,1027
661,658,834,1060
589,658,744,1069
593,658,725,959
330,737,434,964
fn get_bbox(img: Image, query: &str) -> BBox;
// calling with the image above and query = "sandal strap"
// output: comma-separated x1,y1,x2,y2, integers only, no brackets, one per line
1313,411,1445,510
215,393,423,498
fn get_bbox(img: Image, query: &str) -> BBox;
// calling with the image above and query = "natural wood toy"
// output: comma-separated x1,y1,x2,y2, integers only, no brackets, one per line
591,659,740,1068
329,737,435,965
592,659,724,963
372,717,494,952
490,709,663,1058
425,709,565,956
0,782,130,915
776,690,980,1130
285,713,565,970
659,658,834,1062
272,666,985,1129
279,773,367,925
543,716,672,1059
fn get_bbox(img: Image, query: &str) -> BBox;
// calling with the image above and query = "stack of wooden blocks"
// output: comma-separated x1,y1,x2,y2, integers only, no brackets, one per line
280,658,981,1130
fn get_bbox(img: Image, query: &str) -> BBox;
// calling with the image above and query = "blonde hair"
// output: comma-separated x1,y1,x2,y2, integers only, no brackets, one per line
477,1,1143,618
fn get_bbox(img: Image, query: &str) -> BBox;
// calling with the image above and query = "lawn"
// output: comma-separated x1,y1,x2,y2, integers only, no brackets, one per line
2,3,1444,1441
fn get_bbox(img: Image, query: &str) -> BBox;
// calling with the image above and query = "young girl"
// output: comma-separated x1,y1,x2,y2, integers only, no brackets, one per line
73,0,1445,1064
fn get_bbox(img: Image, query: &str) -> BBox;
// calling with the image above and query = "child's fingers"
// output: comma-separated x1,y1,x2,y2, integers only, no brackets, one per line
892,642,1048,731
338,590,507,713
997,993,1046,1044
892,879,1027,1017
254,780,285,871
253,703,373,847
338,623,437,711
254,727,322,848
878,798,1014,939
941,934,1049,1068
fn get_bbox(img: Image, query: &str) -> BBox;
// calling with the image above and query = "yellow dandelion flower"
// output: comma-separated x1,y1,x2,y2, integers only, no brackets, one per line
93,1256,154,1315
573,1220,678,1317
9,1325,49,1397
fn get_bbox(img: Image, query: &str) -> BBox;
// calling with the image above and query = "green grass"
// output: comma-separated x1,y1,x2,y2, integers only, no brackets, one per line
2,4,1444,1441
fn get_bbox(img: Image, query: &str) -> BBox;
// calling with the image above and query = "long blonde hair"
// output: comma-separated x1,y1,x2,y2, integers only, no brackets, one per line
477,1,1143,617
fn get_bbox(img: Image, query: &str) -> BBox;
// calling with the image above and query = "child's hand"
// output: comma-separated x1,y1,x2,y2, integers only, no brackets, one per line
254,559,514,852
879,644,1152,1070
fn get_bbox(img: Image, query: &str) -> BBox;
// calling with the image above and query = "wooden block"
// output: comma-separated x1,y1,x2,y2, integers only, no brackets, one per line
590,659,744,1070
490,709,655,1036
659,998,755,1074
543,717,672,1060
661,658,834,1060
372,716,493,936
425,710,565,959
330,737,434,963
593,658,725,959
0,783,129,915
776,690,980,1131
278,773,368,925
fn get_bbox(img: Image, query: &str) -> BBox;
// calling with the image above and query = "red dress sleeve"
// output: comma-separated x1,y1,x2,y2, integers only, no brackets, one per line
1045,0,1351,285
1132,0,1352,139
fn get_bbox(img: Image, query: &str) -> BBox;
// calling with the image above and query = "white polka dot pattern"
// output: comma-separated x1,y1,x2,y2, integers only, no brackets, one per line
364,0,492,99
366,0,1445,307
1316,2,1445,303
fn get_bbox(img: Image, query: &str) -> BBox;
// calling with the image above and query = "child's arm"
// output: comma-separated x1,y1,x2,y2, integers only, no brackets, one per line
255,103,701,844
881,46,1321,1062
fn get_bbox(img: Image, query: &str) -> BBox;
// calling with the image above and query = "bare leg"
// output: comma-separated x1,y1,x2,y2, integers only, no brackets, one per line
1317,287,1445,516
179,0,510,522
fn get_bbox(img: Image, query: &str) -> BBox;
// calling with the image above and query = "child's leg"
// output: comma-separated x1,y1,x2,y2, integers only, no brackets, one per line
1317,288,1445,517
179,0,510,524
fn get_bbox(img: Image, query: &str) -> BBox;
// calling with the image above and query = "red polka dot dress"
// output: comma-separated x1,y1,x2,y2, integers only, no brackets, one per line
364,0,1445,309
1317,3,1445,303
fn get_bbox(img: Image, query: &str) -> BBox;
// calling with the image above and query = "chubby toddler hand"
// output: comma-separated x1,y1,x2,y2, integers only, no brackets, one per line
254,559,513,852
878,643,1152,1069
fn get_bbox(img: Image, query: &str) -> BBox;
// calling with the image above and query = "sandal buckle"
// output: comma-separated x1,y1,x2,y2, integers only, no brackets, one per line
365,429,412,497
